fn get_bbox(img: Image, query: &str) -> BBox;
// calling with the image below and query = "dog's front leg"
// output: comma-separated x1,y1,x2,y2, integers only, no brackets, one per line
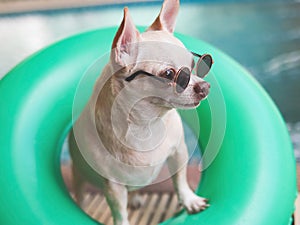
102,180,129,225
167,141,209,214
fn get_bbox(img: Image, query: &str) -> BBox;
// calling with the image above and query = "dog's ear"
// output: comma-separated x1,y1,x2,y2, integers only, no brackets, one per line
147,0,179,33
111,7,140,67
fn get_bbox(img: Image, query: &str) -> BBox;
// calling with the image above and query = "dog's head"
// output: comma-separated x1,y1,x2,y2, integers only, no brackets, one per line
109,0,212,110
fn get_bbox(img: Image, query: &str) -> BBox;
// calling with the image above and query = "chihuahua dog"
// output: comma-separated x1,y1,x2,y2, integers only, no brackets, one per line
69,0,212,224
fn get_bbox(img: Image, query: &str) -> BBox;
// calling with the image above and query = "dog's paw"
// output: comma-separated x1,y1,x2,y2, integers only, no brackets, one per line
128,193,144,209
181,192,209,214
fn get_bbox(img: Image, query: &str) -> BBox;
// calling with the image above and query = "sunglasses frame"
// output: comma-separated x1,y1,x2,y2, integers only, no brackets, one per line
125,51,213,94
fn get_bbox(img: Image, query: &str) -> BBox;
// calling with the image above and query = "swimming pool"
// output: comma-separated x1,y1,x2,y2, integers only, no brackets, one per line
0,0,299,160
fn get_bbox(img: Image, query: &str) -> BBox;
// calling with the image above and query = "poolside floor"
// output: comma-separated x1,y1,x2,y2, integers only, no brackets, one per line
78,192,180,225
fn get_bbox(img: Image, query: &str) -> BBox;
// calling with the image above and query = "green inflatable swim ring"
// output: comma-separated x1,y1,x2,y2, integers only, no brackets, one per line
0,27,297,225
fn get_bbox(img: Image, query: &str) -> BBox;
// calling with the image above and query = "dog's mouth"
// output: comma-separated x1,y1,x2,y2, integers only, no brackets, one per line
170,93,209,109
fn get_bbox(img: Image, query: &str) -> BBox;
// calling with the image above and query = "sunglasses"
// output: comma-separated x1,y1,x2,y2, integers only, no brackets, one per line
125,52,213,94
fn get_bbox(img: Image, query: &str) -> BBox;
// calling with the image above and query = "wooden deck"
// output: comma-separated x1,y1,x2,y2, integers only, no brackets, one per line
80,192,181,225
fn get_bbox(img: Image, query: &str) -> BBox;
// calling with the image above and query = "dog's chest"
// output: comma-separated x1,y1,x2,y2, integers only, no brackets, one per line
113,110,183,166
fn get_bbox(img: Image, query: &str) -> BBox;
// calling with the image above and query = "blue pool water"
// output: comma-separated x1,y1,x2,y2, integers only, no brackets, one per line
0,1,299,161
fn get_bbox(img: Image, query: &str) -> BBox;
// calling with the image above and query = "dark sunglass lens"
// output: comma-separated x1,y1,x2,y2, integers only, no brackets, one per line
175,67,190,93
197,54,213,78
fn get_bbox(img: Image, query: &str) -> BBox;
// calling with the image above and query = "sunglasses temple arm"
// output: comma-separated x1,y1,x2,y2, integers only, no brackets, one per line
191,51,202,58
125,70,155,82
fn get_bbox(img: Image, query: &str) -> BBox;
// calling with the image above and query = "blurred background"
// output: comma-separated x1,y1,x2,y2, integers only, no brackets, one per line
0,0,299,161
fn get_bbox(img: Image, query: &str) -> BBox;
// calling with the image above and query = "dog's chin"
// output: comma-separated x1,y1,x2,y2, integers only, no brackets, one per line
170,101,201,109
151,99,200,110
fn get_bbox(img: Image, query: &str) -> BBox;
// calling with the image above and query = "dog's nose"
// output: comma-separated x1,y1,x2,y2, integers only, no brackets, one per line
193,82,210,95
